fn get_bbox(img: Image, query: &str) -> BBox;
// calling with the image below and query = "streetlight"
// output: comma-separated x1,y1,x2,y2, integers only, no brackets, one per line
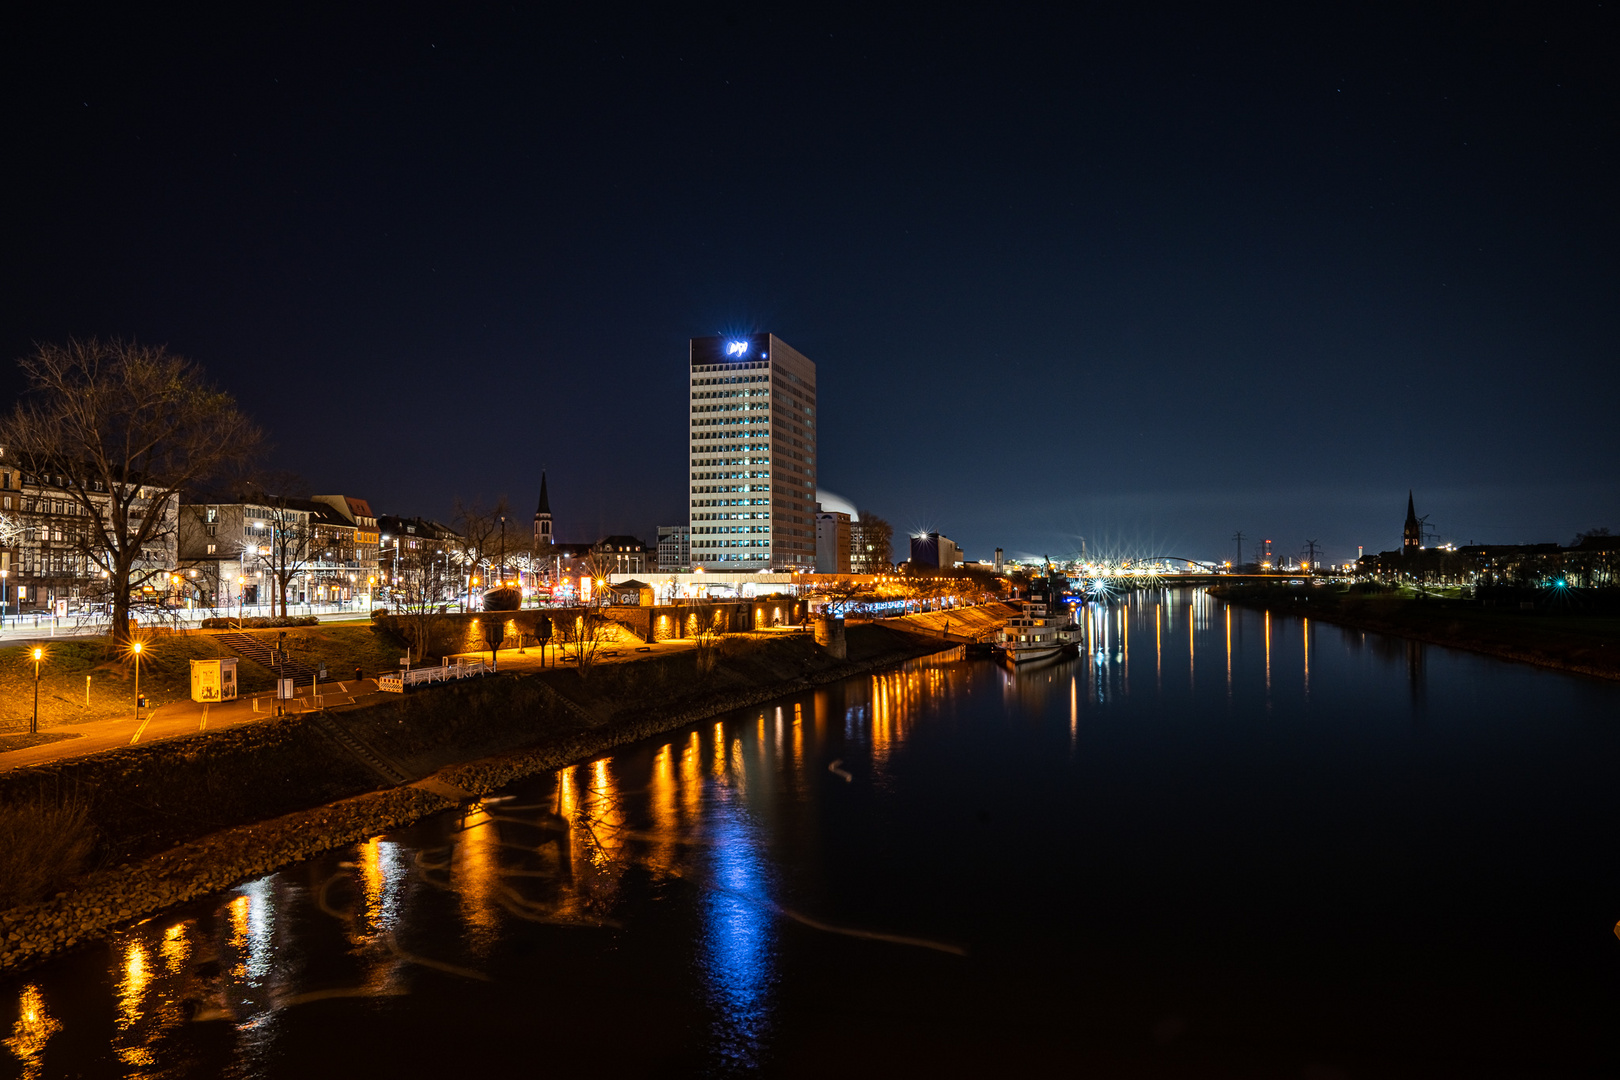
130,641,143,722
31,646,43,734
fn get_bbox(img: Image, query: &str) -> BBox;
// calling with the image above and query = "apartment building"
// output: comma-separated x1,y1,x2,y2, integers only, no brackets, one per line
0,454,177,613
178,497,314,608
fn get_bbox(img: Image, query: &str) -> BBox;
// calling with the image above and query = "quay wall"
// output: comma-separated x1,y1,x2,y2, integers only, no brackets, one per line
372,598,811,657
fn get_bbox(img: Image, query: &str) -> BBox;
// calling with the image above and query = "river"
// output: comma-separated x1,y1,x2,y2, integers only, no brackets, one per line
4,590,1618,1077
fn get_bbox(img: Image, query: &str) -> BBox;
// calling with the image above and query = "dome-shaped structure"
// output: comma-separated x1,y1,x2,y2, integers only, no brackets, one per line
815,488,859,522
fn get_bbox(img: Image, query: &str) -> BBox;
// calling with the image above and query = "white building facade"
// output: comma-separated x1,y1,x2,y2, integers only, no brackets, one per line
688,333,818,571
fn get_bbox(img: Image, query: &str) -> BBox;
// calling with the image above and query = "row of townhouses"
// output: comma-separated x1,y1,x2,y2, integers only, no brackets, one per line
0,457,670,615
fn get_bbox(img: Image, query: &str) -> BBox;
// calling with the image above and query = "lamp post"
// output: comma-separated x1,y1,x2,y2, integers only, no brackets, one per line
1,567,8,628
31,646,42,734
131,641,142,723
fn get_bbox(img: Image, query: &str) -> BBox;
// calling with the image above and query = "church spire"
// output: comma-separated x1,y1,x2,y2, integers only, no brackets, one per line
1403,490,1422,553
534,470,553,548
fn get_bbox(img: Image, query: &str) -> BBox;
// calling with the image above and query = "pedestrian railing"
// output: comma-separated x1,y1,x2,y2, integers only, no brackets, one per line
377,657,492,693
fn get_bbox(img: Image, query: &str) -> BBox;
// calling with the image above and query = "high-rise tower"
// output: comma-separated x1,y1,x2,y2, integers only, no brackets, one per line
1403,491,1422,553
687,333,818,571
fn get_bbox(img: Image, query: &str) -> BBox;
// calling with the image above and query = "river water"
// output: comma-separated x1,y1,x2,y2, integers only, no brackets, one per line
4,590,1618,1077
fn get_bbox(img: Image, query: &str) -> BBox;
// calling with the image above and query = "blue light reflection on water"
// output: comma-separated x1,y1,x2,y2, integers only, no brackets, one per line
699,751,778,1070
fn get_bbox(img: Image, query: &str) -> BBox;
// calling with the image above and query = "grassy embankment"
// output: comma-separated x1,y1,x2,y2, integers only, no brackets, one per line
0,625,411,750
1210,584,1620,679
0,621,952,967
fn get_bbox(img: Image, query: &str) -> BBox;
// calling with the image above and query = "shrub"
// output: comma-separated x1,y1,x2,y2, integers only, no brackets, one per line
0,800,97,909
200,616,319,629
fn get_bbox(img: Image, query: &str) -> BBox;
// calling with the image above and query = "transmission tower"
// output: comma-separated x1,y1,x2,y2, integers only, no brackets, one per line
1303,539,1320,569
1232,531,1245,567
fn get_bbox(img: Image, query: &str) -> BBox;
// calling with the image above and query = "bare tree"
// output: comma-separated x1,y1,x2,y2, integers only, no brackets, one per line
449,496,510,610
0,339,261,644
815,577,867,618
392,540,456,662
853,513,893,572
0,514,21,604
234,481,314,617
688,598,724,676
562,607,615,680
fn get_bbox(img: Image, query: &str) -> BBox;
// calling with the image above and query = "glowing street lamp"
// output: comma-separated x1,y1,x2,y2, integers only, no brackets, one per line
130,641,143,722
31,646,43,734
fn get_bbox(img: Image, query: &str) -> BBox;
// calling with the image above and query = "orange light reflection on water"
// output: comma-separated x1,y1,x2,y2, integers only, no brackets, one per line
4,984,61,1079
647,743,678,875
456,806,501,949
1225,605,1233,696
1265,610,1272,693
682,730,702,820
160,922,190,974
113,941,154,1067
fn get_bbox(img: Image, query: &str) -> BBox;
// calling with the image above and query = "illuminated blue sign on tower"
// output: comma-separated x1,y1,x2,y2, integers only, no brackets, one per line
726,340,749,358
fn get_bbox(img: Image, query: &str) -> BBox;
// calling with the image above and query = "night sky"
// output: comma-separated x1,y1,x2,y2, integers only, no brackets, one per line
5,5,1617,566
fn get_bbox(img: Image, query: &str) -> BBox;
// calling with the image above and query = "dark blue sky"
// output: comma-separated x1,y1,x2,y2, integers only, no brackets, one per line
5,4,1616,566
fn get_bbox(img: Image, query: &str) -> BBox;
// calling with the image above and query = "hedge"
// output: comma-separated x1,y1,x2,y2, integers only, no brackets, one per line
199,616,320,629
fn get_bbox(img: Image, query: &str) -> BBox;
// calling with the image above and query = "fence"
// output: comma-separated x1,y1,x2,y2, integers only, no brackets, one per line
377,657,493,693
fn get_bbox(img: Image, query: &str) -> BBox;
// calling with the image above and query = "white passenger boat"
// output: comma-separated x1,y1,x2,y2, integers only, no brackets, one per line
994,578,1081,664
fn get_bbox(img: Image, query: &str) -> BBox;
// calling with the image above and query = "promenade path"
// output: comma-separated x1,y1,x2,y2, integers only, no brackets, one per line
0,679,385,772
0,635,703,775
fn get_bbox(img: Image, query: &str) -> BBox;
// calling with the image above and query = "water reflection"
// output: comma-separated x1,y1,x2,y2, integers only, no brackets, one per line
1225,604,1233,697
6,624,1606,1074
4,985,59,1079
1303,617,1310,696
702,794,776,1070
456,807,502,949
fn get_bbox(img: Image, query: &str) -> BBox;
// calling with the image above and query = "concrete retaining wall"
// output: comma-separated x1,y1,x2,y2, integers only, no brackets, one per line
374,598,811,654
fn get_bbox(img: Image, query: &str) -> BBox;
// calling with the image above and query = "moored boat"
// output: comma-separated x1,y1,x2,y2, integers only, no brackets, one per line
994,575,1081,664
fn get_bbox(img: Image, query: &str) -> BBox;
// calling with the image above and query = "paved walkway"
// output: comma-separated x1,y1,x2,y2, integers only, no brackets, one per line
0,678,390,773
0,634,711,774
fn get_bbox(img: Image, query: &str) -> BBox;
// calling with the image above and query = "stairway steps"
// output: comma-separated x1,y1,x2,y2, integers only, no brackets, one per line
217,632,320,681
308,714,413,786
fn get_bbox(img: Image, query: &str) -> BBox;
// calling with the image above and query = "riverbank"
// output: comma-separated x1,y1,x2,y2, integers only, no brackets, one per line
0,623,958,972
1210,584,1620,680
